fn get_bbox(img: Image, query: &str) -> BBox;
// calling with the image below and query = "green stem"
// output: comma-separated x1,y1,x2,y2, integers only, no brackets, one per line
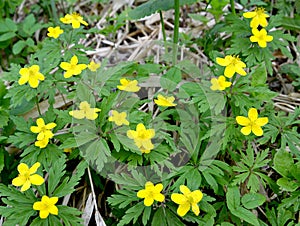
173,0,180,65
230,0,236,15
159,10,167,42
50,0,59,24
173,0,180,45
36,96,42,116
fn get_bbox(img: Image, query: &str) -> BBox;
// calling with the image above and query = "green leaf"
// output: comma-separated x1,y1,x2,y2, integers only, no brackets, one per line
273,149,293,177
12,40,27,55
53,160,87,197
241,193,266,209
117,202,145,226
280,15,300,31
276,177,299,192
0,32,16,41
81,139,111,172
47,157,66,195
0,18,17,32
128,0,198,20
251,64,267,87
142,206,152,225
58,205,83,226
0,148,4,174
226,186,240,211
188,13,209,23
160,67,182,91
151,207,167,226
233,207,260,226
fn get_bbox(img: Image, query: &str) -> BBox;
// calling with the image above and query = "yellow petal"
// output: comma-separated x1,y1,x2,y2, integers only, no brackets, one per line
144,197,154,206
153,193,165,202
250,36,258,43
45,123,57,130
12,176,26,186
70,56,78,65
243,11,256,18
266,35,273,42
216,57,229,66
258,40,267,48
137,189,147,198
29,162,41,174
18,163,29,174
69,110,85,119
28,78,39,88
210,78,220,91
177,203,190,217
252,124,263,136
241,126,252,135
191,203,200,216
21,180,31,192
60,62,71,70
255,117,268,126
18,74,29,85
191,190,203,203
36,118,45,127
248,108,258,121
19,68,29,77
180,185,191,195
49,197,59,205
224,64,235,78
171,193,187,204
127,130,137,139
39,210,49,219
30,174,44,185
154,183,163,193
48,205,58,215
72,21,81,29
33,201,43,210
236,116,250,126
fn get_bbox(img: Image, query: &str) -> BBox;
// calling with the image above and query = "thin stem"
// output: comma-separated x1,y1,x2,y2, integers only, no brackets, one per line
230,0,236,15
173,0,180,45
36,96,42,116
173,0,180,65
159,10,167,42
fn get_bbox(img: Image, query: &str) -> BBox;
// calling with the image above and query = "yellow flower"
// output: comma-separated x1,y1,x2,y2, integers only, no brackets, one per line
171,185,203,217
250,28,273,48
33,195,58,219
108,110,129,126
35,138,50,149
60,55,87,78
127,123,155,154
47,26,64,39
69,101,101,120
137,181,165,206
154,94,177,107
60,12,88,29
18,65,45,88
210,76,232,91
243,7,269,28
88,61,101,72
12,162,44,192
30,118,56,141
117,78,141,92
236,108,268,136
216,55,247,78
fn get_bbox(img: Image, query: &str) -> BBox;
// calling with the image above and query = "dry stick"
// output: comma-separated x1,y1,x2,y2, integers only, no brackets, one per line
87,166,106,226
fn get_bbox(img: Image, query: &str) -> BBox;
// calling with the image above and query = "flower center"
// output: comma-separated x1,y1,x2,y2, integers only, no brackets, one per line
187,195,194,204
29,69,35,77
256,7,265,15
23,172,30,179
